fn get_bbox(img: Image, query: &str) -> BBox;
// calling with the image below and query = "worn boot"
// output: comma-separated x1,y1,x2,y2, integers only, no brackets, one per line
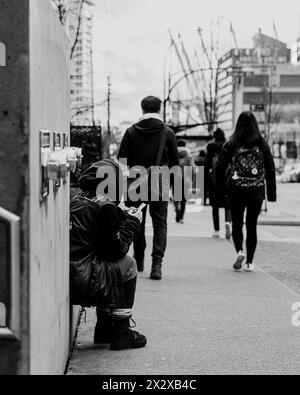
110,318,147,351
136,259,145,273
94,310,113,344
150,263,162,280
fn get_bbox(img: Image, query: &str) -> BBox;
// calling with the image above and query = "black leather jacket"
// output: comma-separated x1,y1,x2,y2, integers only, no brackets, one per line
70,195,140,262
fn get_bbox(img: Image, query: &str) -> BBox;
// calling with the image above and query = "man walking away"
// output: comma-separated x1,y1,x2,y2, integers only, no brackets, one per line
118,96,179,280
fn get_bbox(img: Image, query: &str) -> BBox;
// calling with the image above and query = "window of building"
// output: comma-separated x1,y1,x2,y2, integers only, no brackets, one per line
244,75,269,87
0,302,6,327
280,75,300,87
244,91,300,105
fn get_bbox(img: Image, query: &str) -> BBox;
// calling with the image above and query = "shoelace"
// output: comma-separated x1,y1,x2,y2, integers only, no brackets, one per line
130,318,137,329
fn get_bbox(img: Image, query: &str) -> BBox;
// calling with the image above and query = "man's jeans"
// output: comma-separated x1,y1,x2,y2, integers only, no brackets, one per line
134,202,168,266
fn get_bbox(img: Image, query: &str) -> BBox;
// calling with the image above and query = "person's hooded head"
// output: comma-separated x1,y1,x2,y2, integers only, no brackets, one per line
79,159,123,204
213,128,226,143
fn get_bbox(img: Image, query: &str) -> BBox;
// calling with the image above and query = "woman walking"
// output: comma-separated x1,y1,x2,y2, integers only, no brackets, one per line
206,128,232,240
216,112,277,272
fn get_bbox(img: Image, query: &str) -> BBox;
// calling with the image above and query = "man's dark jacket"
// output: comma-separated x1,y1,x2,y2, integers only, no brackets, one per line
118,118,179,169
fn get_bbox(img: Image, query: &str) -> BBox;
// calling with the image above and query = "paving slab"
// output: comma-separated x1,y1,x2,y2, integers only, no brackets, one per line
68,232,300,376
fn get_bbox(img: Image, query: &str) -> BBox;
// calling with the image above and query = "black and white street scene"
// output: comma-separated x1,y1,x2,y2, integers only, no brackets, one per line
1,0,300,378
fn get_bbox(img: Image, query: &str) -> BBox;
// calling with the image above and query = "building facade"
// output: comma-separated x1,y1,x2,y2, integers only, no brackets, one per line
291,37,300,65
217,32,300,161
69,0,94,125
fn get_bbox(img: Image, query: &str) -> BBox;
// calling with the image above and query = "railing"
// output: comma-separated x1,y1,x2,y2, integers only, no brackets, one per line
0,207,20,340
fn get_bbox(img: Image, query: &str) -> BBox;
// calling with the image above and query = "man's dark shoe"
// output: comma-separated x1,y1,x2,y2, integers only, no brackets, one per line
94,312,113,344
110,319,147,351
150,264,162,280
137,260,145,273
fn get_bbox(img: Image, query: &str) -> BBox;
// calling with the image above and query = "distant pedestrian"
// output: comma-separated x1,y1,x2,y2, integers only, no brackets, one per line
194,149,208,205
216,112,277,272
118,96,179,280
280,143,287,169
194,149,206,167
174,140,193,224
70,159,147,350
206,128,231,240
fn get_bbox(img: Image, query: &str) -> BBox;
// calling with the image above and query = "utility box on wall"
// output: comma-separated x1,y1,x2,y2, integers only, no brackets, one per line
0,0,72,375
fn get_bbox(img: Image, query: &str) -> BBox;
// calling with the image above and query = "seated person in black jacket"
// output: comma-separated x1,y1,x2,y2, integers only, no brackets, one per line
70,159,147,351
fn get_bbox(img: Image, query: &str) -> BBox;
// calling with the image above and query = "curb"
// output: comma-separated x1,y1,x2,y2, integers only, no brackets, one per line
258,220,300,226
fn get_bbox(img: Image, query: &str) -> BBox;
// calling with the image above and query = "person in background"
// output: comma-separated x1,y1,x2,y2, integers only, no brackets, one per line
174,140,193,224
205,128,231,240
280,142,287,170
194,149,208,205
216,112,277,272
194,149,206,167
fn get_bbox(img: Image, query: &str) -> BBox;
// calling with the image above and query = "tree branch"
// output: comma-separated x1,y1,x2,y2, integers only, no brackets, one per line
70,0,85,59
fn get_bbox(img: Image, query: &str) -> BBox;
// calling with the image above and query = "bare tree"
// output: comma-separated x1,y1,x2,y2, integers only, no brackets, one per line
53,0,96,125
71,99,108,121
196,24,221,133
70,0,85,59
52,0,69,25
52,0,86,59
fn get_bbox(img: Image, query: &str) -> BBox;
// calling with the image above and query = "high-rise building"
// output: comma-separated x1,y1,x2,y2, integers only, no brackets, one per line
69,0,95,125
291,37,300,65
217,32,300,161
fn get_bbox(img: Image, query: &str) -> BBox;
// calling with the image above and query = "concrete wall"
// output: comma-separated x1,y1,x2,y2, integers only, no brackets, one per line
0,0,72,375
29,0,71,375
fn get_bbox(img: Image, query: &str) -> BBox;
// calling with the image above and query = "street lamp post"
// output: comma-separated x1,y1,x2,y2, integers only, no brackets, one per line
163,38,175,123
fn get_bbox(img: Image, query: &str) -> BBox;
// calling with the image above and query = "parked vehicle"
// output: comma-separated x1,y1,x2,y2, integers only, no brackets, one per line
280,163,300,183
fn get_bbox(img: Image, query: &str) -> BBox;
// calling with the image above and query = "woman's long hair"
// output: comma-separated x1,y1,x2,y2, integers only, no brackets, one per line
231,111,263,146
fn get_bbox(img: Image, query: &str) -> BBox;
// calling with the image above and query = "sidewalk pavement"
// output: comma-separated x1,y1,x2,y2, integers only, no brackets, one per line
258,206,300,226
67,206,300,376
258,183,300,226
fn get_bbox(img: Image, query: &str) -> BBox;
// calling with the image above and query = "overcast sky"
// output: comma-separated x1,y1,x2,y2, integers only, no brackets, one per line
92,0,300,125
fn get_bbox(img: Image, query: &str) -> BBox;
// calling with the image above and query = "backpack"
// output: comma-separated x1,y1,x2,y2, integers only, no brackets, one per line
70,195,115,307
229,146,265,191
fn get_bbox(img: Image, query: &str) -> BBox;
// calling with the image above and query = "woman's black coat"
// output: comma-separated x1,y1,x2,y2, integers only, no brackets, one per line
205,140,226,207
